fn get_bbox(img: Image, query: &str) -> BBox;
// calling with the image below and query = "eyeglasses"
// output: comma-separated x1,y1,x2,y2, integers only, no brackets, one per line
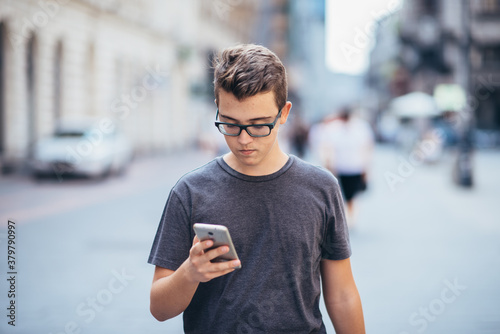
215,109,282,137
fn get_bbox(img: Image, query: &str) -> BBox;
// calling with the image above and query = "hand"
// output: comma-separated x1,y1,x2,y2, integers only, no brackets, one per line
361,172,366,183
184,236,241,283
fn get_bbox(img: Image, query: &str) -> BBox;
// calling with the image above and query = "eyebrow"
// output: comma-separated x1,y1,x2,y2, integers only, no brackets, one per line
219,114,274,123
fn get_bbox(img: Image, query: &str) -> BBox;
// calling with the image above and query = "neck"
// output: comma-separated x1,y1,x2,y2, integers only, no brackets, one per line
224,149,289,176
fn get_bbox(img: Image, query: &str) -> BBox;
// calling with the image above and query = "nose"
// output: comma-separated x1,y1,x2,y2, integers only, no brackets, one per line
237,128,254,145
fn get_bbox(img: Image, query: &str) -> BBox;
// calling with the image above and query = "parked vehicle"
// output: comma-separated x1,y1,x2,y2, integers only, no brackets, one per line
32,118,133,179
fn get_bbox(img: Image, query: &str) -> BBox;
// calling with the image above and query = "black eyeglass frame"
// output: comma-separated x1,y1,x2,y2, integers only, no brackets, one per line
214,108,283,137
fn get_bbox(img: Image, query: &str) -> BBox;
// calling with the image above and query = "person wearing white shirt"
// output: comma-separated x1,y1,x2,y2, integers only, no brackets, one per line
324,108,374,228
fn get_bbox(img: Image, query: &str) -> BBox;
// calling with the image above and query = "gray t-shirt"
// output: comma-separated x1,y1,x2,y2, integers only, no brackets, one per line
148,155,351,333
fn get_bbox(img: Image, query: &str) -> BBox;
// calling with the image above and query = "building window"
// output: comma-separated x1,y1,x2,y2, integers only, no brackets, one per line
477,0,500,14
0,22,5,156
54,41,63,123
421,0,438,15
86,43,96,116
27,33,37,157
482,46,500,69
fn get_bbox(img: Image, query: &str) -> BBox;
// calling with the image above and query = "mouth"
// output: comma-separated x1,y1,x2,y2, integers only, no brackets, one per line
239,149,255,156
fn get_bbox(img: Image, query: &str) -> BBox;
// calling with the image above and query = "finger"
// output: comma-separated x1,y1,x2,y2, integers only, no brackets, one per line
207,268,236,280
204,245,229,261
192,235,199,246
213,259,241,271
207,260,241,274
190,239,214,257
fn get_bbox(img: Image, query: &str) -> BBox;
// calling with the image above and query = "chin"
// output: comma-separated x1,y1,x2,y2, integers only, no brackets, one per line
237,155,259,164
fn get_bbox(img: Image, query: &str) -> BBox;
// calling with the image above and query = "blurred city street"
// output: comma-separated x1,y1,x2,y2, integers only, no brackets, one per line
1,0,500,332
0,145,499,333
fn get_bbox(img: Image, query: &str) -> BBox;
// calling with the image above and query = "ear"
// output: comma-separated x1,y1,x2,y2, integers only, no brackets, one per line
279,101,292,125
214,99,217,106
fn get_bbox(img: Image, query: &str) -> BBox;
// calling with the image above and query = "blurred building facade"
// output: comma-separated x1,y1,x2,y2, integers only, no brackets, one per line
253,0,289,61
0,0,358,172
367,12,404,107
288,0,365,123
0,0,261,173
368,0,500,146
288,0,327,118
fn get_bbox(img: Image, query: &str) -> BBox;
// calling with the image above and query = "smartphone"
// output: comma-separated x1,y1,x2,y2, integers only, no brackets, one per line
193,223,241,269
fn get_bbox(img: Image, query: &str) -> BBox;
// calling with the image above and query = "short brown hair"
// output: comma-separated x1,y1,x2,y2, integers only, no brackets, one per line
213,44,288,110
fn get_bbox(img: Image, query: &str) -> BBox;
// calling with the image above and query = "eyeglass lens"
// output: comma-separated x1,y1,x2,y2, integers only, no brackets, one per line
218,124,270,137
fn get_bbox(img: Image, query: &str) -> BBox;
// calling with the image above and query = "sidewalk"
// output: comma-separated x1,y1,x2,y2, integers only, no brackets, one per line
348,146,500,333
0,146,498,333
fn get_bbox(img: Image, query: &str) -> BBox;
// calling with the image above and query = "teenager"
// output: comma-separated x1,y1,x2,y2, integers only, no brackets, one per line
148,44,365,333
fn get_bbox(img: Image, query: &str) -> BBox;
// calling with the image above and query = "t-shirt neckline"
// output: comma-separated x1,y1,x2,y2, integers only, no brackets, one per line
216,155,295,182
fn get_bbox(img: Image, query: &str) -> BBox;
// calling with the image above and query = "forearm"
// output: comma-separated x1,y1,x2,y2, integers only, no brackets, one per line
150,238,239,321
325,291,365,334
150,261,199,321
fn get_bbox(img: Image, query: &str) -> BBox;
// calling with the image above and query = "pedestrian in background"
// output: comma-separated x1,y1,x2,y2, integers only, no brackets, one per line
289,114,309,158
308,114,337,166
324,107,374,229
148,44,365,333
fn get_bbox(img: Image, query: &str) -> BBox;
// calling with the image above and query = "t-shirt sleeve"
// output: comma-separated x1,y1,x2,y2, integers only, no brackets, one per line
148,189,193,270
321,179,352,260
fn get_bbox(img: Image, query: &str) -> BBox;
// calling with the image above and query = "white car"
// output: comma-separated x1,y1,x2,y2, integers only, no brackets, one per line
32,118,133,179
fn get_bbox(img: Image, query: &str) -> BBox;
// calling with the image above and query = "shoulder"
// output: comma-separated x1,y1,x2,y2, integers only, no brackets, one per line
290,156,339,187
171,158,221,192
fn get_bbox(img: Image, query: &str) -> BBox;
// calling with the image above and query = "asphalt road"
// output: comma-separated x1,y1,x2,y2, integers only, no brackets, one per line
0,146,499,333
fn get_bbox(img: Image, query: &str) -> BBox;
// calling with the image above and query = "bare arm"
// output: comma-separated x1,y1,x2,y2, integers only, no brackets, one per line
150,236,241,321
321,258,365,334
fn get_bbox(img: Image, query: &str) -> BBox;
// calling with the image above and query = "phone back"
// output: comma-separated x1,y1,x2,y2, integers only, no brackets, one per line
193,223,239,262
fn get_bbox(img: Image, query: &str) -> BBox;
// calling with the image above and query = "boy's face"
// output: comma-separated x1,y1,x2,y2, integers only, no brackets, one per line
216,90,291,175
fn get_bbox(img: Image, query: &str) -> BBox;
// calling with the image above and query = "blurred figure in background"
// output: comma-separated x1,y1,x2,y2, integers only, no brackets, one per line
324,107,374,228
308,114,337,166
289,115,310,158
